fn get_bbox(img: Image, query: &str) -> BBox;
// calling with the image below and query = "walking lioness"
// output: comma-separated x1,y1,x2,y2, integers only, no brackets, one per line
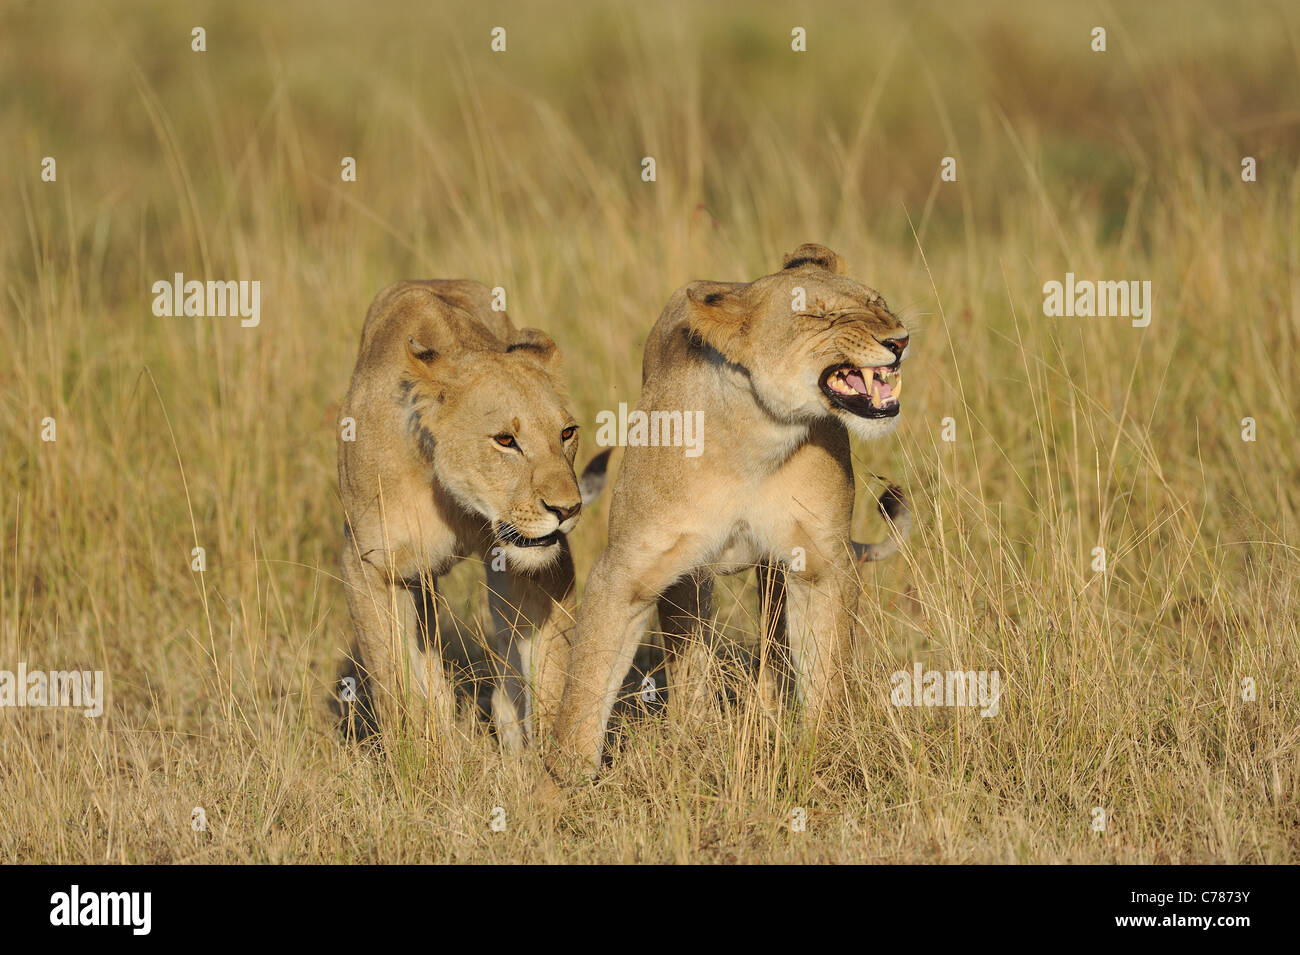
338,280,607,749
548,244,911,774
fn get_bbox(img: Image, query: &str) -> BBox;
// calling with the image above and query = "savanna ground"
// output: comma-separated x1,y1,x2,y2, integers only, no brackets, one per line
1,0,1297,863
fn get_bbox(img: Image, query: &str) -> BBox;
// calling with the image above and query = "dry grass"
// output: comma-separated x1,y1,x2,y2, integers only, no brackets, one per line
1,0,1297,863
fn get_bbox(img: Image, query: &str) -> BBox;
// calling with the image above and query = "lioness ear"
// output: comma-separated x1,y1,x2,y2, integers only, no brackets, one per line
407,336,439,363
375,282,496,361
406,333,459,391
506,327,561,371
683,281,754,365
781,243,846,275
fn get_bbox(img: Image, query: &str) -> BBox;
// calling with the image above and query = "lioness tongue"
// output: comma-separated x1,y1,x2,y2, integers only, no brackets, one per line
843,369,869,395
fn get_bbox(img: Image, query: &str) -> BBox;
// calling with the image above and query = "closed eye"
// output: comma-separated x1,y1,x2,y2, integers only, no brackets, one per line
494,433,518,450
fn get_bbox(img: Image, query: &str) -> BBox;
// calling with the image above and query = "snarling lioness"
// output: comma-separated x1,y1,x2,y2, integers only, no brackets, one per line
338,280,608,750
548,244,911,774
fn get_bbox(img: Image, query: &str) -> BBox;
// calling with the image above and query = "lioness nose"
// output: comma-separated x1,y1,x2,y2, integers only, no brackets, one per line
879,335,909,359
543,500,581,523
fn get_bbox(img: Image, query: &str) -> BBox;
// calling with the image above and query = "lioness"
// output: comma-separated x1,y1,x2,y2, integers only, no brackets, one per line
548,244,911,773
338,280,608,750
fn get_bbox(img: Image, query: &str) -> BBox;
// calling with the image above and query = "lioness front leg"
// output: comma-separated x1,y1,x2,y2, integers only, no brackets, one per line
550,556,661,775
341,545,454,739
486,541,578,751
782,561,854,733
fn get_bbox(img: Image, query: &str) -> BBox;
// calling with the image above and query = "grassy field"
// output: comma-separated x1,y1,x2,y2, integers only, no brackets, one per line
1,0,1297,863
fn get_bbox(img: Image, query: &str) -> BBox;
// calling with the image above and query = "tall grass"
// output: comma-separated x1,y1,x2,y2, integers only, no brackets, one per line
0,0,1296,862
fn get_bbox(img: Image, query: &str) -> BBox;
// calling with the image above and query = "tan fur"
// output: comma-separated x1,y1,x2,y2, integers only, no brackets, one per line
548,245,911,774
338,280,606,750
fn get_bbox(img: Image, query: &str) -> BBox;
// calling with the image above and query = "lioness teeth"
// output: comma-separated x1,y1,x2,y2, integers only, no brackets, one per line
829,374,858,395
825,364,902,408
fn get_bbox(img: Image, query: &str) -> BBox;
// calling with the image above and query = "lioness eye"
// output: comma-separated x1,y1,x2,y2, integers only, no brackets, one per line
494,434,517,449
561,426,577,441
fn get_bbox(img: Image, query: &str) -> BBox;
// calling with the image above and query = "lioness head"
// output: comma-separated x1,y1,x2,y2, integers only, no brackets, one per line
402,312,588,571
683,243,910,441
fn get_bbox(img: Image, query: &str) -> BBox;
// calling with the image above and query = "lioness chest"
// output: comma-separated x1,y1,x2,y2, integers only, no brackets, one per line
691,471,834,575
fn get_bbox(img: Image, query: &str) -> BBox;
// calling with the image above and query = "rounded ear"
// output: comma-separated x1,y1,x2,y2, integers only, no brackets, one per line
683,281,754,365
372,282,501,362
506,327,561,371
685,281,751,310
781,243,846,275
406,334,458,388
407,336,439,364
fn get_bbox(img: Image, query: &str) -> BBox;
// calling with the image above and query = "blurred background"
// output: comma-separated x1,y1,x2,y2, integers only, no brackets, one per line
1,0,1296,862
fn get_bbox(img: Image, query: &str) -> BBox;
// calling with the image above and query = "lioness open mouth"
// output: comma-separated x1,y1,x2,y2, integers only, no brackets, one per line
496,525,562,548
820,362,902,418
